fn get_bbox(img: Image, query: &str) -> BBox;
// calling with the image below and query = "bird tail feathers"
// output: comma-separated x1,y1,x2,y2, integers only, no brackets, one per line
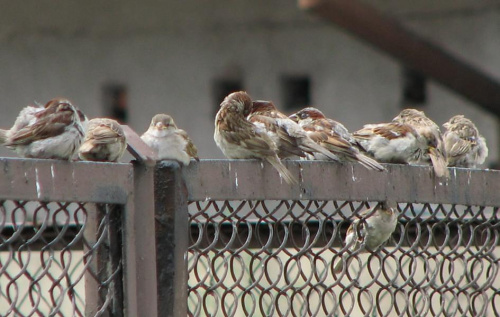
355,153,386,172
266,156,298,185
0,129,7,145
301,139,339,162
429,148,449,178
333,254,349,274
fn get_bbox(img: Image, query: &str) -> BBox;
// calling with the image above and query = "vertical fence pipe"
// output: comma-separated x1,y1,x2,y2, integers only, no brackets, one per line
122,163,159,317
154,161,189,317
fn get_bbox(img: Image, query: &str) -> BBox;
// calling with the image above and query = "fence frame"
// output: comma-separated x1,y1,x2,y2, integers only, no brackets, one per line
0,158,158,317
1,157,499,316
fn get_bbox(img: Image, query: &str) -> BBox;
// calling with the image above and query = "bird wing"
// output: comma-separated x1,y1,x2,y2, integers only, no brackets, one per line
86,121,124,145
7,110,72,145
177,129,199,160
222,123,276,157
352,124,381,141
249,115,303,157
305,130,356,157
373,123,417,140
448,137,472,158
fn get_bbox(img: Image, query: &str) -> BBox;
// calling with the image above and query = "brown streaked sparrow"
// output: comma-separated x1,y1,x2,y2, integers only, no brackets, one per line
141,114,199,166
393,109,449,178
353,122,425,164
333,203,398,274
248,100,339,161
214,91,297,184
289,107,385,171
78,118,127,162
0,101,88,145
2,98,85,160
443,115,488,168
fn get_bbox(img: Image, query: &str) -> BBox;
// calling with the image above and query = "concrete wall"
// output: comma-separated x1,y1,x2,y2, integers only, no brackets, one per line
0,0,498,165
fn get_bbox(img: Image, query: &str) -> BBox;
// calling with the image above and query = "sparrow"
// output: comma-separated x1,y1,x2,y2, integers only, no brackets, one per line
78,118,127,162
1,98,85,160
333,203,398,274
353,122,425,164
443,115,488,168
393,109,449,178
141,113,199,166
289,107,385,171
0,101,88,145
248,100,339,161
214,91,297,184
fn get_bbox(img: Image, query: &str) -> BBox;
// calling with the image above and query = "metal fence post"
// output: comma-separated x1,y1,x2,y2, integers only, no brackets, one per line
154,161,189,317
122,162,159,317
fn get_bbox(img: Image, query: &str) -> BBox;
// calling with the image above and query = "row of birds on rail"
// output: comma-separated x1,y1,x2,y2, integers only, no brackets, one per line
1,92,447,273
0,91,488,184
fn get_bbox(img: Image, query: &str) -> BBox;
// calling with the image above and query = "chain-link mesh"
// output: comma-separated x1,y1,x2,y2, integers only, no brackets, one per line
0,200,123,317
187,200,500,317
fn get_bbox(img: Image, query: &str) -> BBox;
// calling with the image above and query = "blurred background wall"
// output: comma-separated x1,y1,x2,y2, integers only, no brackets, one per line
0,0,498,165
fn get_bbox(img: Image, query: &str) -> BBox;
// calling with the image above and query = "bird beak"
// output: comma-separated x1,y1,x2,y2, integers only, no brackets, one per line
289,114,299,122
156,122,167,129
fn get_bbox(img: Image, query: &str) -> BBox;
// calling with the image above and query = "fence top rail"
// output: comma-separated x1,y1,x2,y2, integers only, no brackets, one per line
182,159,500,206
1,158,498,206
0,157,134,204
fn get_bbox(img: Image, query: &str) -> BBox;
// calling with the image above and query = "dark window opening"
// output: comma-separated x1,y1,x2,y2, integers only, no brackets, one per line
103,85,128,123
213,79,243,116
402,68,427,107
281,76,311,111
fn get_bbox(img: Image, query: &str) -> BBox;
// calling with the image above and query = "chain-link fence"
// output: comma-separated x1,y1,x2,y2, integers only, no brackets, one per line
0,158,142,317
0,201,123,316
187,200,499,316
183,161,500,317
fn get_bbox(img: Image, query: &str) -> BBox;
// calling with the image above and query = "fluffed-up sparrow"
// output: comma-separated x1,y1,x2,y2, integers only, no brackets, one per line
333,202,398,274
0,101,88,144
141,113,199,166
78,118,127,162
443,115,488,168
214,91,297,184
290,107,385,171
353,122,425,164
248,100,338,161
393,109,449,178
1,98,85,160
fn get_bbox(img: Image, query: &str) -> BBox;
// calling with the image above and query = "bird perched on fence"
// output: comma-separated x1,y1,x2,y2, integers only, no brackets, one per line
443,115,488,168
248,100,339,161
353,122,425,164
333,203,398,274
141,113,199,166
289,107,385,171
214,91,297,184
0,98,85,160
78,118,127,162
393,109,449,178
0,101,88,145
